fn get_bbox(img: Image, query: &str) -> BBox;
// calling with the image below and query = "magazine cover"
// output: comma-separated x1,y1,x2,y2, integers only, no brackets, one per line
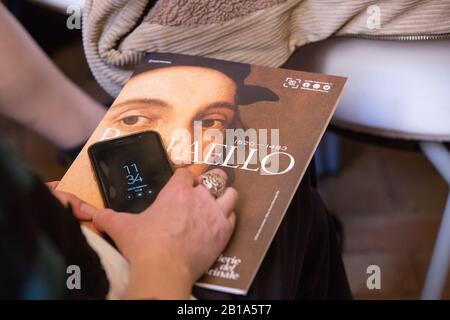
57,52,346,295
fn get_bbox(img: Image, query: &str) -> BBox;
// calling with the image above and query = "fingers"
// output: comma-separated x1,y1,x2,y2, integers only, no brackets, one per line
169,168,195,188
90,207,124,238
64,193,93,221
46,181,59,190
216,187,238,218
219,212,236,249
228,211,236,233
195,168,237,218
47,182,92,221
80,205,133,251
52,189,92,221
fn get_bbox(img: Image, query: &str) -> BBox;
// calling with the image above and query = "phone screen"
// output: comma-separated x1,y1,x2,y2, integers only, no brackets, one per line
88,131,173,213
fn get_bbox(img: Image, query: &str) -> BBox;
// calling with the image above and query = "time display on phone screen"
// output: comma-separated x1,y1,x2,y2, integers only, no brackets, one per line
123,162,153,200
89,131,173,213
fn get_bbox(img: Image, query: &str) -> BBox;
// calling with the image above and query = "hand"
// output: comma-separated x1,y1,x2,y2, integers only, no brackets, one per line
46,181,92,221
80,168,238,299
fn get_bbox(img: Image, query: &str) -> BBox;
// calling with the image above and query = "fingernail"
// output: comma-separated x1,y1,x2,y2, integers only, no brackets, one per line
80,203,96,217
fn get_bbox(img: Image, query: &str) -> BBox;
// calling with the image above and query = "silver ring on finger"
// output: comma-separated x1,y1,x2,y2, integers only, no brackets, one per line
201,172,226,198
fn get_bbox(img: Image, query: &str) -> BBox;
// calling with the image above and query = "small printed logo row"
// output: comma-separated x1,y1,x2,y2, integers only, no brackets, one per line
283,77,332,92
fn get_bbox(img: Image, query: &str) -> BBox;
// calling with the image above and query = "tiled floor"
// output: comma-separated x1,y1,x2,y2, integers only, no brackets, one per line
318,138,449,299
1,39,448,300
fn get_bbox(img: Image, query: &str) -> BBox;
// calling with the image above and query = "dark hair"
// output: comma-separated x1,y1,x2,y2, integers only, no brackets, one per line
134,52,279,106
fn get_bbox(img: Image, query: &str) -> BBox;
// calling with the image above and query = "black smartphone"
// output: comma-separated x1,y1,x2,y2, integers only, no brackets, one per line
88,131,173,213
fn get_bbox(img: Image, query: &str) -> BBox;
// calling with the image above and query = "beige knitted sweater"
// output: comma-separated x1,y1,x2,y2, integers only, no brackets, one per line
83,0,450,97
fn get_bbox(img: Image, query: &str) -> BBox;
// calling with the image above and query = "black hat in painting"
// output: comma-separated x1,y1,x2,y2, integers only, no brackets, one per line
135,52,280,105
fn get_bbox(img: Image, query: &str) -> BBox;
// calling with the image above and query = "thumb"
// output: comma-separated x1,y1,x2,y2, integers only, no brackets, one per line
91,208,124,239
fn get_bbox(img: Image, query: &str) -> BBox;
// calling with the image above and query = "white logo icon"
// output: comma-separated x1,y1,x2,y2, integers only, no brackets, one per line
283,77,301,89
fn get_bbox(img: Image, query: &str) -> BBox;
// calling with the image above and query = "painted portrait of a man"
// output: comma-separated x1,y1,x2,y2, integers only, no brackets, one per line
101,53,279,177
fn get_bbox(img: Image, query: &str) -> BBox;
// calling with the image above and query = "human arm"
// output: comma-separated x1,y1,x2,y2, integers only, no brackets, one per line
0,3,105,148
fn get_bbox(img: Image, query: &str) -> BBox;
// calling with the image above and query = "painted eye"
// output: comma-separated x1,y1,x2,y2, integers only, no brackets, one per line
119,115,154,126
202,119,225,129
203,119,218,127
122,115,139,125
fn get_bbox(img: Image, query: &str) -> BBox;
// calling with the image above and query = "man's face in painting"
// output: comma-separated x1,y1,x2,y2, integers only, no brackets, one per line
101,66,239,177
